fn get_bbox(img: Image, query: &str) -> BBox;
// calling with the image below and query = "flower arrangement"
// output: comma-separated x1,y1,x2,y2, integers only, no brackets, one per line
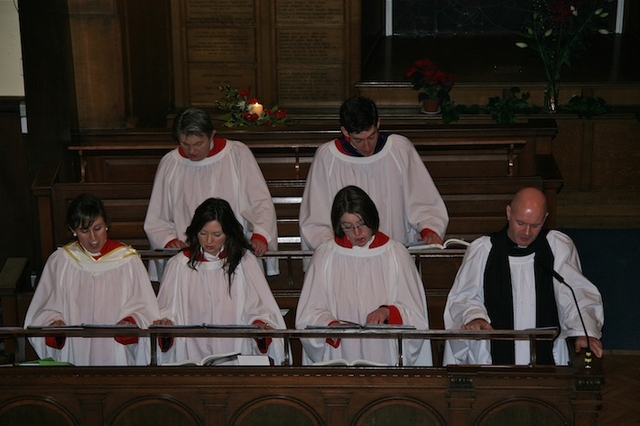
215,85,291,127
516,0,613,111
405,58,455,102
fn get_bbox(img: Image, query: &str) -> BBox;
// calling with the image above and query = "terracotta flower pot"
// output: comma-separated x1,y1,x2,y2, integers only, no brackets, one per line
422,98,440,113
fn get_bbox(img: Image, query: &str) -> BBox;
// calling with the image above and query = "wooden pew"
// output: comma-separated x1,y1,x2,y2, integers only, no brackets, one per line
31,119,562,340
0,327,603,426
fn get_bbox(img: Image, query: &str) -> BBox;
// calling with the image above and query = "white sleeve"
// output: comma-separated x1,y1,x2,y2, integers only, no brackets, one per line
299,144,336,250
394,136,449,238
232,143,279,250
144,153,180,249
549,231,604,339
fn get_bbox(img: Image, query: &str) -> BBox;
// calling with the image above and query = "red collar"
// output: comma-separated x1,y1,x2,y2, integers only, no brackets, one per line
178,137,227,158
334,232,389,249
92,239,124,259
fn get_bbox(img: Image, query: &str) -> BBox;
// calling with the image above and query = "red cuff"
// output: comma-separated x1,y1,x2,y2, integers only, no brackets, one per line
45,335,65,349
251,234,268,247
326,320,342,348
420,228,436,240
115,316,139,345
252,320,272,353
164,239,180,248
381,305,403,325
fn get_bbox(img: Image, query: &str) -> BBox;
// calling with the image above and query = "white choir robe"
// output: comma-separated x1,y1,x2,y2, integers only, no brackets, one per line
299,134,449,251
443,230,604,366
295,236,433,366
156,251,288,365
144,139,279,278
24,242,161,366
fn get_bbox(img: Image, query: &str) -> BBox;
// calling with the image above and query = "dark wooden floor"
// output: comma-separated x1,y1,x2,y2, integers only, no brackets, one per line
599,352,640,426
362,34,640,85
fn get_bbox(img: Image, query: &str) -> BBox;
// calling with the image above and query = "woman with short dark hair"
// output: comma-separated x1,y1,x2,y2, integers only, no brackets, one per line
24,193,160,366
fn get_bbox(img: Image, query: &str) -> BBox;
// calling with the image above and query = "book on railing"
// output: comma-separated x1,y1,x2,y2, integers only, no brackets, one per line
81,323,139,328
306,322,416,330
312,358,388,367
203,324,260,329
18,357,74,367
148,324,204,329
27,325,83,330
162,351,241,366
405,238,470,251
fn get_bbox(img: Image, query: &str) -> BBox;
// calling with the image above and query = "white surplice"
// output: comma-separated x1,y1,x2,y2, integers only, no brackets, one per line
299,135,449,251
295,235,433,366
156,251,287,365
24,242,160,366
144,140,278,277
443,230,604,366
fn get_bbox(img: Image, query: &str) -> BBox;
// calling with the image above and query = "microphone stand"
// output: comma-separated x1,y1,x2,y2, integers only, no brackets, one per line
537,261,593,369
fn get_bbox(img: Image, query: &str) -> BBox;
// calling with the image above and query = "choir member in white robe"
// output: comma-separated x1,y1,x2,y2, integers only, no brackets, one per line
144,107,278,279
24,194,160,366
443,187,604,366
154,198,287,365
299,96,448,254
295,185,432,366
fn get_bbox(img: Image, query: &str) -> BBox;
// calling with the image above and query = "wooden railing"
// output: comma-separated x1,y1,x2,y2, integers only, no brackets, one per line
0,327,602,426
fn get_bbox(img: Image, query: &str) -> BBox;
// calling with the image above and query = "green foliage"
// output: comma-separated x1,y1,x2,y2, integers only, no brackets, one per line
484,87,539,123
563,95,610,118
440,101,460,124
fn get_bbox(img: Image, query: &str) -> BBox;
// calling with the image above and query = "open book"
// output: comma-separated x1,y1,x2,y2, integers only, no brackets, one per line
405,238,470,251
312,358,388,367
306,322,416,330
162,351,240,366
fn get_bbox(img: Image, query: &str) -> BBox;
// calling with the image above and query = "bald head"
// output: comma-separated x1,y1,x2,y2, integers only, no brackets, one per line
506,187,549,246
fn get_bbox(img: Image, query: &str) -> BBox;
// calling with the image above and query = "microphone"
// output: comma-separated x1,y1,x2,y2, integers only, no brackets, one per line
536,260,593,369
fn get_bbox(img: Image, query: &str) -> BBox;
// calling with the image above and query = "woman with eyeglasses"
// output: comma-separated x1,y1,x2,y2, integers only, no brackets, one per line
295,185,432,366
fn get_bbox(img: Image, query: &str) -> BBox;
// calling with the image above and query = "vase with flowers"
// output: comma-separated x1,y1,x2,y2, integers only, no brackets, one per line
215,85,291,127
516,0,613,113
406,58,455,113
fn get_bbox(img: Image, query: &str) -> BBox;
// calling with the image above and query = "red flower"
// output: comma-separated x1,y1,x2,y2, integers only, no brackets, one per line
238,88,250,98
275,109,288,119
247,97,260,105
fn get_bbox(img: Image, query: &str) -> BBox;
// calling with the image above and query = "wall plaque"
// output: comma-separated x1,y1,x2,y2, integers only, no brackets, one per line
188,28,256,63
276,0,344,25
186,0,255,23
277,29,343,64
278,68,344,104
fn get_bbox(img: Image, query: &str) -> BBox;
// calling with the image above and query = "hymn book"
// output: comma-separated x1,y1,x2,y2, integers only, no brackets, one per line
405,238,470,251
162,351,241,366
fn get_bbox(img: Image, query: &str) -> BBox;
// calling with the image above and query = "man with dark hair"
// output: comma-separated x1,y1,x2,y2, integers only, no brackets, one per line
144,107,278,279
299,96,448,253
443,187,604,365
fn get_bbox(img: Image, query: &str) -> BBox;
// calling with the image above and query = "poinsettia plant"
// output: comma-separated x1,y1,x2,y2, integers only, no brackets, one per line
215,86,291,127
405,58,455,102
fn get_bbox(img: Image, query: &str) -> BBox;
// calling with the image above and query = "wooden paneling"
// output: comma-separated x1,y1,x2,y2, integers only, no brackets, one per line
551,112,640,228
0,363,603,426
67,0,126,129
0,98,34,271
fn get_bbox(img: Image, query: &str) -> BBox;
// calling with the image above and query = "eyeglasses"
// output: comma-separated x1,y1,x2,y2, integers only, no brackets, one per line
340,221,368,232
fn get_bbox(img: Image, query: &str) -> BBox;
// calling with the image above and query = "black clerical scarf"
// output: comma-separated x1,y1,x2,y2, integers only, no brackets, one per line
484,226,560,365
337,132,389,156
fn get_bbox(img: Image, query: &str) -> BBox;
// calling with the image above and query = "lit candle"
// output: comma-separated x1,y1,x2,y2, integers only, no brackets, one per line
251,103,263,116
